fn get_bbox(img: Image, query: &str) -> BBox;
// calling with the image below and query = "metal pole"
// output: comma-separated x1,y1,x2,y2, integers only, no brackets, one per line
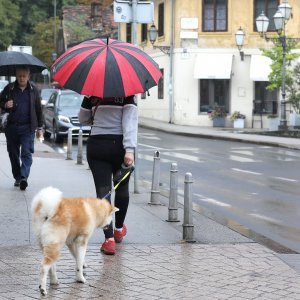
66,128,73,160
169,0,175,124
149,151,161,205
182,172,195,242
279,32,288,131
53,0,57,60
131,0,139,193
77,129,83,165
167,162,180,222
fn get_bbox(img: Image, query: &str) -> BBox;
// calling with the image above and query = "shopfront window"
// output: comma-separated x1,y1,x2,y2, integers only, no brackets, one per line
254,81,278,114
199,79,229,113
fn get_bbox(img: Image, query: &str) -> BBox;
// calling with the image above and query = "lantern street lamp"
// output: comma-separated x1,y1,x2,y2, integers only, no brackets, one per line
148,24,171,56
235,27,245,61
255,0,300,131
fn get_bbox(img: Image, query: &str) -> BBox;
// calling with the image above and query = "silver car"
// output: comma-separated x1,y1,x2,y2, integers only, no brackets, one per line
43,89,91,143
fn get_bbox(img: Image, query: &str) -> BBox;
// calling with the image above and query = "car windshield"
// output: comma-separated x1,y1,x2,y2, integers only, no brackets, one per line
58,93,84,108
0,80,8,90
41,89,54,100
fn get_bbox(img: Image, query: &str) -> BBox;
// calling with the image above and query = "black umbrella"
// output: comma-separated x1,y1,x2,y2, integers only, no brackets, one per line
0,51,47,76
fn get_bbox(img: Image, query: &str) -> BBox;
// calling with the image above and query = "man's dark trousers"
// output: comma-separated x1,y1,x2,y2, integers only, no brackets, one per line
5,124,35,180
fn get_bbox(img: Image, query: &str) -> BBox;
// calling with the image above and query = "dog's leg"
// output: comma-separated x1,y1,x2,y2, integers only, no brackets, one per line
39,244,61,295
75,240,88,283
49,263,59,285
39,262,51,296
68,242,88,269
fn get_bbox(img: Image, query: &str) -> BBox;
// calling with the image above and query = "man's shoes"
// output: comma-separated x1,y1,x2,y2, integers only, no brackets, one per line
20,178,28,191
114,224,127,243
100,239,115,255
14,179,21,187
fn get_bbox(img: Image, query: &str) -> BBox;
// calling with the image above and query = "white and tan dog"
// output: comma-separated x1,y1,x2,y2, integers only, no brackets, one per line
31,186,118,296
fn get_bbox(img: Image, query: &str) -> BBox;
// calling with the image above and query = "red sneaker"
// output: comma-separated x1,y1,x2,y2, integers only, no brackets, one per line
114,224,127,243
100,239,115,255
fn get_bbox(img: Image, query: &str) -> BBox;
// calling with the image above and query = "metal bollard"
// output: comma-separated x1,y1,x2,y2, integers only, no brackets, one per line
66,128,73,160
149,150,161,205
77,129,83,165
182,172,195,242
167,162,180,222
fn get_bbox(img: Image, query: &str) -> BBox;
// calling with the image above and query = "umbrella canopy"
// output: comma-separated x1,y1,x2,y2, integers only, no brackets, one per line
0,51,47,76
51,38,162,98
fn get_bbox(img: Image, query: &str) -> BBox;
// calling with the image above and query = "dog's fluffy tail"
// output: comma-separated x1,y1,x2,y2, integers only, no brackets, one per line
31,187,62,236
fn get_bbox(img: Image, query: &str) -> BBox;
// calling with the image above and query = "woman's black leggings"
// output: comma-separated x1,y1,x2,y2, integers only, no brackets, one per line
87,135,131,239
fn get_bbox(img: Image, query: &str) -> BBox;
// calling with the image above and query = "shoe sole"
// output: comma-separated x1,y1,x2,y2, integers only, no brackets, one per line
20,180,28,191
100,249,115,255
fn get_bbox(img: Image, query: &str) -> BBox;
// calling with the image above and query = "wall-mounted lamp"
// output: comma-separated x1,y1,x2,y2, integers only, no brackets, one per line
235,26,245,61
148,24,171,56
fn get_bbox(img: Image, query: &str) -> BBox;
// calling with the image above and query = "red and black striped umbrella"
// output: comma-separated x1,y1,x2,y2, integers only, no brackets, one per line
51,38,162,98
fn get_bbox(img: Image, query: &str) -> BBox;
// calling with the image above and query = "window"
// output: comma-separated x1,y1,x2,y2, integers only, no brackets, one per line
202,0,227,32
199,79,229,113
158,69,164,99
254,82,278,114
158,3,164,37
254,0,279,32
126,23,132,43
141,24,148,42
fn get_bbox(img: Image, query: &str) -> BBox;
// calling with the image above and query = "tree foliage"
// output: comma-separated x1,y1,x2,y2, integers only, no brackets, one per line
261,38,300,114
0,0,21,50
261,39,300,91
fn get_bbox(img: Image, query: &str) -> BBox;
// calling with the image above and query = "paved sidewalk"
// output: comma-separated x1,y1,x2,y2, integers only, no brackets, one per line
1,125,300,299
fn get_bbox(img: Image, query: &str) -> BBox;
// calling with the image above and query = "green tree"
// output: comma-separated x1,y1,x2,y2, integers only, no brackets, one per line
261,39,300,91
0,0,21,50
65,18,97,45
28,17,60,67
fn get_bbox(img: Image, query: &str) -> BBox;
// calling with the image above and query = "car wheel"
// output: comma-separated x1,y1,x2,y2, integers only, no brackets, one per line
52,122,63,143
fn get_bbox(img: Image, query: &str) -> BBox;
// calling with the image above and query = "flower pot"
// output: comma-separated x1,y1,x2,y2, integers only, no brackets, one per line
233,119,245,129
212,117,225,127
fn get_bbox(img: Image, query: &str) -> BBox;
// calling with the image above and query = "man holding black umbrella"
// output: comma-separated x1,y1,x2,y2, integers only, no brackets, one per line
0,66,44,190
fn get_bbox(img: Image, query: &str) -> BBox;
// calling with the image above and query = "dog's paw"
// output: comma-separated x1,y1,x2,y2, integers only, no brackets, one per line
50,280,59,286
39,285,47,296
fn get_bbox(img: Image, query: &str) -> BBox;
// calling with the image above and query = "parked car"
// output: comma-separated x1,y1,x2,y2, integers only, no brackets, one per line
43,89,90,143
40,88,56,107
0,80,8,93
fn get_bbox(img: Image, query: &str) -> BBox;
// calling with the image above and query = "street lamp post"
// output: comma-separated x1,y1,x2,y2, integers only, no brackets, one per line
255,0,296,131
235,26,245,61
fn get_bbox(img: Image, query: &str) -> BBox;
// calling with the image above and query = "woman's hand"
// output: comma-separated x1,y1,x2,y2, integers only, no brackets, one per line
124,152,134,166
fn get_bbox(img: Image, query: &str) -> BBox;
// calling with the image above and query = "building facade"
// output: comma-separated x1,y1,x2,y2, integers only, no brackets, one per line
117,0,300,128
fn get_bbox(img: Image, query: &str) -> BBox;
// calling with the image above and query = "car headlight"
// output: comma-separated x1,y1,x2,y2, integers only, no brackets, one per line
58,115,70,123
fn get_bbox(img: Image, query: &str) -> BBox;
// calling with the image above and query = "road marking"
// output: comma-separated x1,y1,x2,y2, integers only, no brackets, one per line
249,213,282,224
229,155,260,163
272,177,298,182
163,152,203,162
231,150,255,156
138,153,174,163
194,193,231,207
232,168,263,175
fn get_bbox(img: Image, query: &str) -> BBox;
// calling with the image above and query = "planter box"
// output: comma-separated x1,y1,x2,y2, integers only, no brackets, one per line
212,117,225,127
289,113,300,127
233,119,245,129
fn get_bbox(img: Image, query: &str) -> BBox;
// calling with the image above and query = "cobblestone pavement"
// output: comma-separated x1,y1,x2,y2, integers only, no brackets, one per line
1,243,300,300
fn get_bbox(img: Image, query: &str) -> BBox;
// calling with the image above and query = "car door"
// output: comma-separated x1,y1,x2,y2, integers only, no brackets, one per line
44,91,58,133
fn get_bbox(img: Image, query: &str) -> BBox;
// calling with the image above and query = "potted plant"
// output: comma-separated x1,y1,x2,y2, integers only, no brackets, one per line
230,111,246,128
208,106,227,127
267,114,279,131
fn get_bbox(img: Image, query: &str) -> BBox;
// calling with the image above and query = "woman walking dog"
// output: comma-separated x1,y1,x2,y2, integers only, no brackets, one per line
79,95,137,255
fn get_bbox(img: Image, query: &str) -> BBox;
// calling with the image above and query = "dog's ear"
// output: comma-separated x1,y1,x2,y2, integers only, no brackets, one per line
111,206,119,213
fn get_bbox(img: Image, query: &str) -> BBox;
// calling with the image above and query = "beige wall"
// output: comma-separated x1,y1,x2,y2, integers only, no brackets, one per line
117,0,300,128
